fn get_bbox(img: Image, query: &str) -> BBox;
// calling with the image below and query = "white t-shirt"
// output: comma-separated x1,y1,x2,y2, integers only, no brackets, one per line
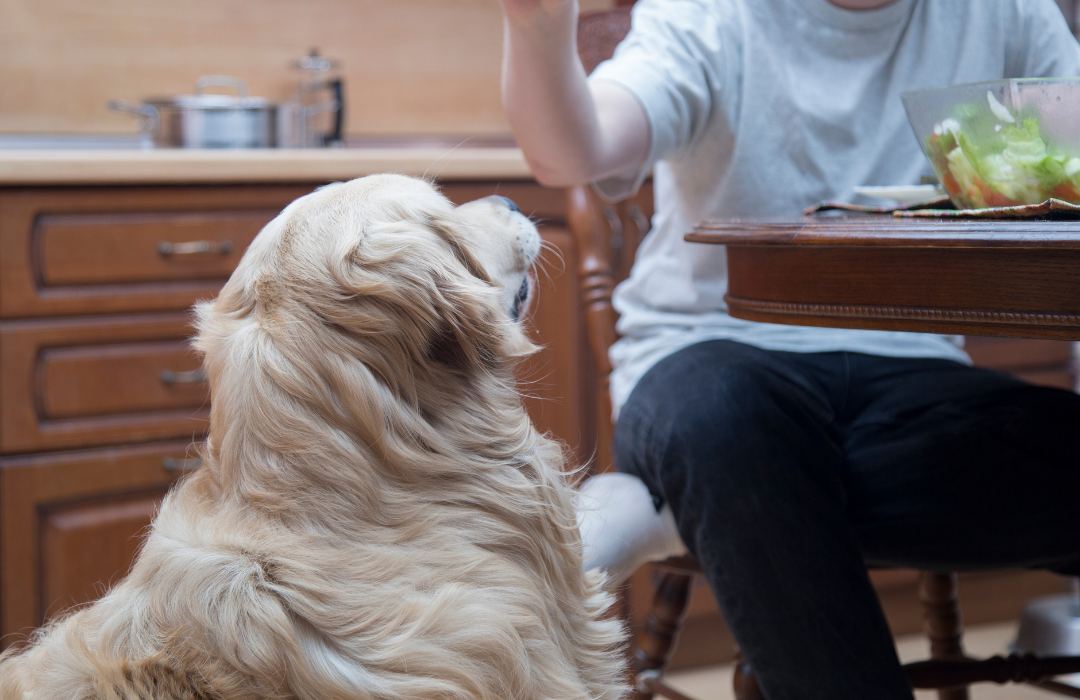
590,0,1080,414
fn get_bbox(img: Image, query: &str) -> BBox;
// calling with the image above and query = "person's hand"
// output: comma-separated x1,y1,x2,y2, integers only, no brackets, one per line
575,473,688,585
499,0,647,188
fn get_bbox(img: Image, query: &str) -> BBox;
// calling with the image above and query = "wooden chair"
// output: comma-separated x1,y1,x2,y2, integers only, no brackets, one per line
567,7,1080,700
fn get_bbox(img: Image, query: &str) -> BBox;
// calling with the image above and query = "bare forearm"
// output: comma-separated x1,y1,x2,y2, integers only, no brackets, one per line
501,1,648,187
502,4,596,185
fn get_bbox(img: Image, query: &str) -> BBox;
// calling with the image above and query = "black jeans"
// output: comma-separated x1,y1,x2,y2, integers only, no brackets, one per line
614,339,1080,700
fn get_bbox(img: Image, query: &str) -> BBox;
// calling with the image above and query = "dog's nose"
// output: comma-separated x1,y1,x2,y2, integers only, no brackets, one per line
488,195,521,214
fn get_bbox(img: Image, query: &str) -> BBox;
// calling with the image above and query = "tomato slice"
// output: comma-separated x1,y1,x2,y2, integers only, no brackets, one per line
942,172,962,198
974,178,1021,208
1050,182,1080,202
986,191,1022,208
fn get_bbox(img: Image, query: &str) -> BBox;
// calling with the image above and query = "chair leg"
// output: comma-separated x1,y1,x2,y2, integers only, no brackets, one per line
920,572,969,700
631,570,695,700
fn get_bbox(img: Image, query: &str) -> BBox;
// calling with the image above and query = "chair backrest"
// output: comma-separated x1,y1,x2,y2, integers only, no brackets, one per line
577,7,633,74
567,6,653,475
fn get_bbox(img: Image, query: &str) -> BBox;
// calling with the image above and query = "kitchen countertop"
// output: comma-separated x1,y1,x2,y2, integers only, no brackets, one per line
0,147,533,185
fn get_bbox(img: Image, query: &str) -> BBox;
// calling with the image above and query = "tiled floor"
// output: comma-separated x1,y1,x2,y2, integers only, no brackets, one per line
665,621,1068,700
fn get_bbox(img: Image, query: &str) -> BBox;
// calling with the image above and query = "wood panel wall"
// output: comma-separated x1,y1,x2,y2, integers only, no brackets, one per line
0,0,613,136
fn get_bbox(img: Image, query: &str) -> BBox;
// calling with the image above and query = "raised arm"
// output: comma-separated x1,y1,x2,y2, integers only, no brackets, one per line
500,0,649,188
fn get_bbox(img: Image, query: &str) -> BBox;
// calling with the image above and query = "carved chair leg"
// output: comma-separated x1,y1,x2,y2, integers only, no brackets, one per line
631,570,695,700
728,574,970,700
919,572,969,700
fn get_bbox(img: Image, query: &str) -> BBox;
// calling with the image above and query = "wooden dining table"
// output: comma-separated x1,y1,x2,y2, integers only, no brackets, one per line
686,214,1080,341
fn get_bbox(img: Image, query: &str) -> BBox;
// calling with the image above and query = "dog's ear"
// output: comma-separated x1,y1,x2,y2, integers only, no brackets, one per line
427,216,493,286
421,261,510,374
422,215,537,370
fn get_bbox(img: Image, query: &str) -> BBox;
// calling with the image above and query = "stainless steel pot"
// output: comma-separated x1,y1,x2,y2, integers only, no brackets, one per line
110,76,280,148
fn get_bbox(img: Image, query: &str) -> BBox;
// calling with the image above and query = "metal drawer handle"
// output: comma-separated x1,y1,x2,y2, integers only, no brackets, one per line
162,457,203,472
160,368,207,385
158,240,233,256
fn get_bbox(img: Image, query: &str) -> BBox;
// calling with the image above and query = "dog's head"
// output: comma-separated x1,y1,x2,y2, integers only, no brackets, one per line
194,175,545,502
223,173,539,360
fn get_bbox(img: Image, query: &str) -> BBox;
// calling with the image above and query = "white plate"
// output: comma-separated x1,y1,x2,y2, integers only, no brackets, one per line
853,184,946,206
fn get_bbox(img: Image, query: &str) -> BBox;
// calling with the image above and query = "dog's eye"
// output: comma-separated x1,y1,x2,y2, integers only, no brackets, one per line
510,278,529,322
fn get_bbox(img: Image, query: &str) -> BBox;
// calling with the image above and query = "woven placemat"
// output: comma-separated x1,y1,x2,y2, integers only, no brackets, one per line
895,198,1080,220
804,195,953,215
805,196,1080,220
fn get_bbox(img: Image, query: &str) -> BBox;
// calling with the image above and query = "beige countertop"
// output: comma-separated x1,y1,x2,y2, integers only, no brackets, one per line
0,147,533,185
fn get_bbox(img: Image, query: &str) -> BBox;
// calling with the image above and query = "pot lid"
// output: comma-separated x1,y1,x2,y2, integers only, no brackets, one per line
144,94,275,108
144,75,276,109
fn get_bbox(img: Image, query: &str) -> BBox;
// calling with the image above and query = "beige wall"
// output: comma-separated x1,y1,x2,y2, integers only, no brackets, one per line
0,0,613,136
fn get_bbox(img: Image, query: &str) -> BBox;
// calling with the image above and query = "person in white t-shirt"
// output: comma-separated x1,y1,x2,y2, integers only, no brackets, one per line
500,1,1080,697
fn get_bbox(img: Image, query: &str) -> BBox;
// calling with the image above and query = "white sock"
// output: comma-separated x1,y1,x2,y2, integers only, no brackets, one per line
575,472,688,585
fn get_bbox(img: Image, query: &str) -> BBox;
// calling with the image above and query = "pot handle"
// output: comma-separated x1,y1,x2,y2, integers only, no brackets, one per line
194,75,248,97
328,78,344,145
107,98,159,133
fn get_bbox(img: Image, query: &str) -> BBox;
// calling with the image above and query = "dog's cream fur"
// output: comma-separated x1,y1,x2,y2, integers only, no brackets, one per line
0,175,626,700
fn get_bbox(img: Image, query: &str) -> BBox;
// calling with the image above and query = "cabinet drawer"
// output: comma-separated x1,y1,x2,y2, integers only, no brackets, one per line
37,211,265,286
0,313,209,453
0,186,314,318
0,441,196,639
40,340,207,420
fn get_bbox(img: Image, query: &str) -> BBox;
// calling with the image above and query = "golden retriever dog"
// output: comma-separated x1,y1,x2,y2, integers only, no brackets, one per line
0,174,626,700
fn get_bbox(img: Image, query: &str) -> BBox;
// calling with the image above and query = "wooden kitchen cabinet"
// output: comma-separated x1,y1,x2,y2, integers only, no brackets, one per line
0,179,596,646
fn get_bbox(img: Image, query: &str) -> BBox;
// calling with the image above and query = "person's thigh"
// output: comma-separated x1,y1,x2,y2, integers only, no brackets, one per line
844,355,1080,574
613,339,844,541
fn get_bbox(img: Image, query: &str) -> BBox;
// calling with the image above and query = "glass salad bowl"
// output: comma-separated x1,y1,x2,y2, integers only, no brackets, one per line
902,78,1080,209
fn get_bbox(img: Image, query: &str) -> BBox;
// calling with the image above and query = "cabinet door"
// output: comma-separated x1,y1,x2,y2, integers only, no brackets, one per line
0,441,197,642
39,492,163,622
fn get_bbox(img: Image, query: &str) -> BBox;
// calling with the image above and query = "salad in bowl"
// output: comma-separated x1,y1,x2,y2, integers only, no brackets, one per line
902,78,1080,209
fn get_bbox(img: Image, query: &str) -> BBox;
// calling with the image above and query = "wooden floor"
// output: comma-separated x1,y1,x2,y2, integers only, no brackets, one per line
667,621,1070,700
